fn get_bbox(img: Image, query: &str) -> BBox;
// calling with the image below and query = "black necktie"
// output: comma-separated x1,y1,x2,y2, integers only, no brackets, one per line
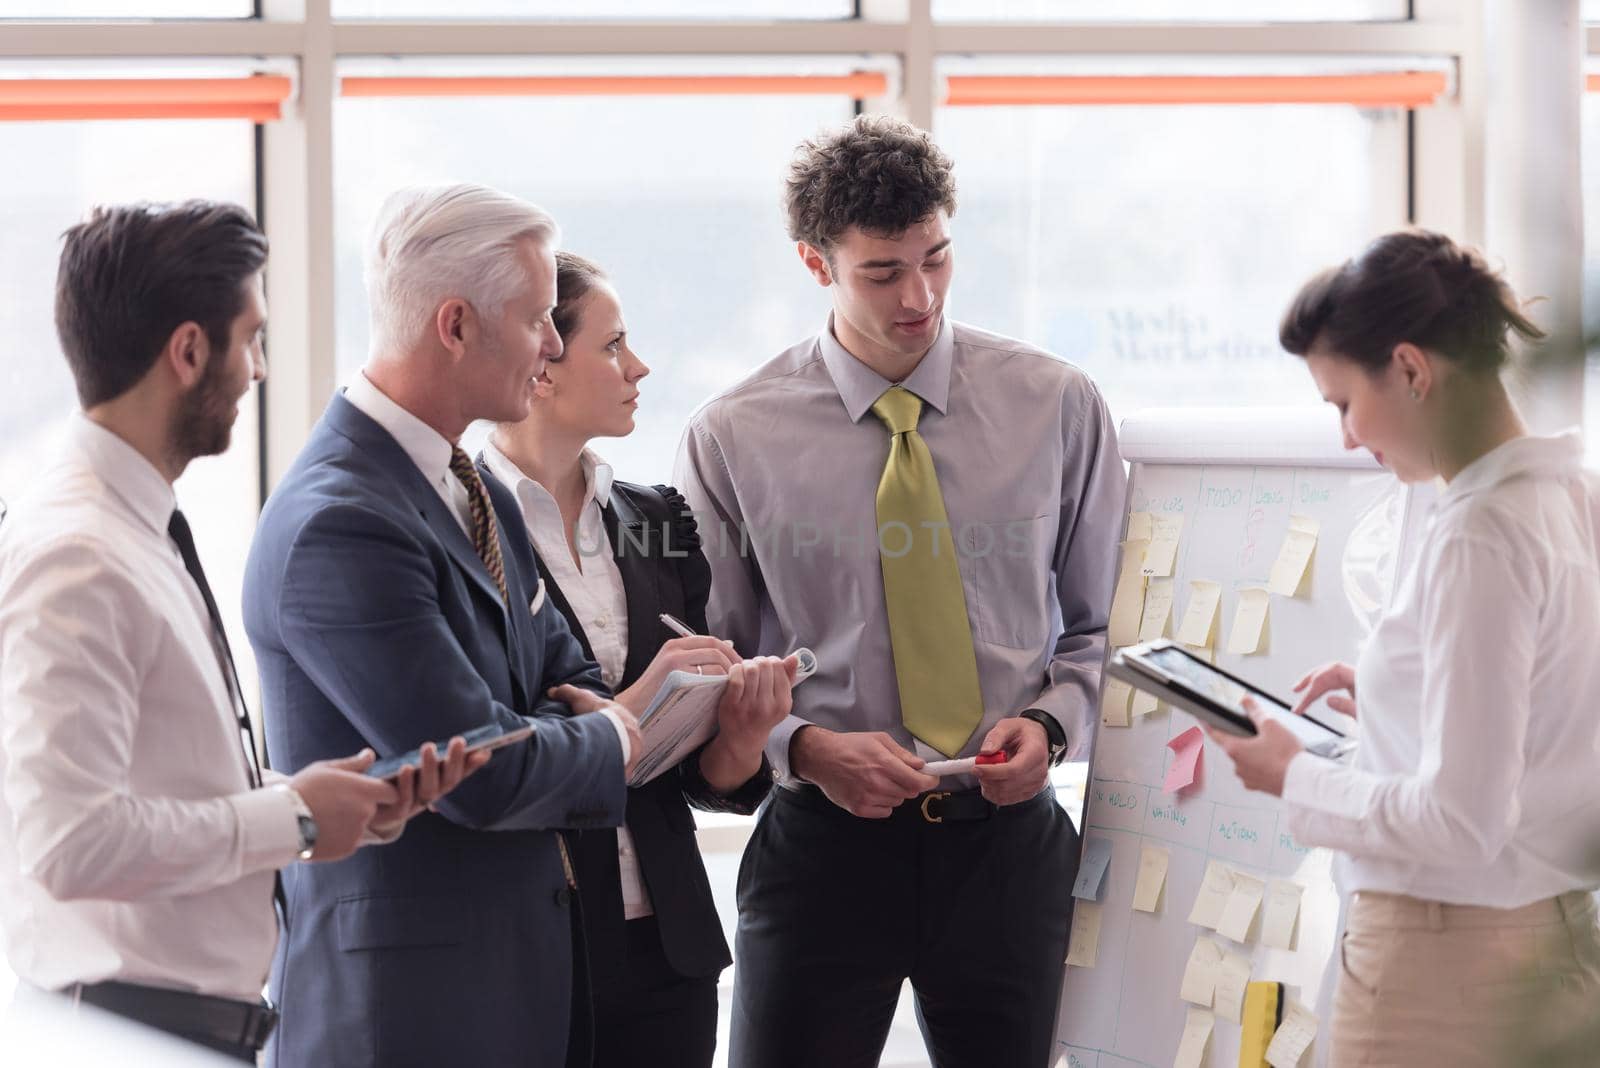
168,508,265,788
168,508,290,931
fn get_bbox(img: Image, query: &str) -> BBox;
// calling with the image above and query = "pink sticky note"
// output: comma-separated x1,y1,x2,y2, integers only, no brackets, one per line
1164,726,1204,794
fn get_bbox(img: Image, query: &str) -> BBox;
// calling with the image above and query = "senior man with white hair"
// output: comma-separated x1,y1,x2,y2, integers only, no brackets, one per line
243,184,639,1068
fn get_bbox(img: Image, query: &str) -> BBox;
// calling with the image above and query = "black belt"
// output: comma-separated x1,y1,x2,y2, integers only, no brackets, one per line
65,980,277,1062
784,783,1038,824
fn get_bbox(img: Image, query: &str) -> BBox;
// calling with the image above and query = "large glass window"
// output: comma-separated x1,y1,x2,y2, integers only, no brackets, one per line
0,117,260,699
334,74,856,483
936,99,1408,422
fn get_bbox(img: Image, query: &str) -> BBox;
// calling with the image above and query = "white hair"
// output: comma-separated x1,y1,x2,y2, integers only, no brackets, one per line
365,183,561,355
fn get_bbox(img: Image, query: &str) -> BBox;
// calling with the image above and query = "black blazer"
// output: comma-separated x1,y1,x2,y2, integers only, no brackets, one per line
523,479,772,992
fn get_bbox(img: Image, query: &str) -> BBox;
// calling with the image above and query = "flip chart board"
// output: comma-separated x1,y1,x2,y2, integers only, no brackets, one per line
1054,407,1431,1068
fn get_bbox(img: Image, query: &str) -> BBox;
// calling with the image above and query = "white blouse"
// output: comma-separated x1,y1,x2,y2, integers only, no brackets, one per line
480,443,653,920
1282,431,1600,908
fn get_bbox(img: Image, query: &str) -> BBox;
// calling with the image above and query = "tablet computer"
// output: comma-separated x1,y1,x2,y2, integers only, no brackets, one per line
1107,639,1354,760
364,721,536,780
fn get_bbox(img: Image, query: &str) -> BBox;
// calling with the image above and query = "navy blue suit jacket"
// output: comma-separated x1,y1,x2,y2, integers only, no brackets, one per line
243,394,625,1068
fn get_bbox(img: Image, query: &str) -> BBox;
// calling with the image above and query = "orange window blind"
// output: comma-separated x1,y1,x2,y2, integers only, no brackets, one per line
944,72,1448,108
339,72,889,100
0,75,292,122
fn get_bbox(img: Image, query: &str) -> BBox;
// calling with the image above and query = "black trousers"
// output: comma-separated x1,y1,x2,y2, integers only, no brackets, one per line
730,786,1079,1068
591,915,719,1068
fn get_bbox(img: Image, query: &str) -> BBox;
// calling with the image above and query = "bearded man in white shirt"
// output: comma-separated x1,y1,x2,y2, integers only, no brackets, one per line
0,200,481,1063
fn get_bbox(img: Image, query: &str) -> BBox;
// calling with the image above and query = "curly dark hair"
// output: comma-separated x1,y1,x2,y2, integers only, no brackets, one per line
1280,229,1544,375
784,114,957,256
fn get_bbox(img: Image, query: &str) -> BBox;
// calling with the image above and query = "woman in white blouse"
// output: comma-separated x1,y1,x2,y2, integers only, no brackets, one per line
480,252,796,1068
1212,230,1600,1067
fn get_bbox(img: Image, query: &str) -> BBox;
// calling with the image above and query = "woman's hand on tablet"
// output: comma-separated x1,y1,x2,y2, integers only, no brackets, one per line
1206,696,1304,797
1291,661,1358,719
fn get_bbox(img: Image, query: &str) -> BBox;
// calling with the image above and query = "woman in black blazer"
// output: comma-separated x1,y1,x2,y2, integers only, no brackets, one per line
481,251,796,1068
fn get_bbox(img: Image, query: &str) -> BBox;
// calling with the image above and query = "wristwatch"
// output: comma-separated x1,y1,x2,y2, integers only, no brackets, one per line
279,785,319,861
1019,709,1068,766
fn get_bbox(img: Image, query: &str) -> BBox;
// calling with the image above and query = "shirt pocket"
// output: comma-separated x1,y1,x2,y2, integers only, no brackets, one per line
959,514,1055,650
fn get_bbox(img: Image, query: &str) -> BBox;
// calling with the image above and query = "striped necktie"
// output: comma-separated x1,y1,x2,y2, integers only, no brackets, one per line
448,447,508,604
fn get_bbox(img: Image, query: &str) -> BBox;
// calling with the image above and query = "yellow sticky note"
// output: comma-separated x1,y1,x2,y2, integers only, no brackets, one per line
1213,950,1253,1023
1268,514,1320,597
1126,510,1153,543
1226,587,1271,655
1179,936,1222,1005
1108,539,1149,648
1065,901,1102,968
1138,577,1175,642
1217,871,1265,943
1132,688,1160,718
1141,514,1184,578
1101,679,1133,728
1187,859,1234,930
1262,880,1304,951
1175,580,1222,647
1265,1000,1319,1068
1173,1008,1215,1068
1132,844,1169,912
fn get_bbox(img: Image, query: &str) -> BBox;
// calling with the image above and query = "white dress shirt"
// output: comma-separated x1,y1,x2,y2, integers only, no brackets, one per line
339,375,632,765
1283,431,1600,908
481,443,653,920
0,415,302,1000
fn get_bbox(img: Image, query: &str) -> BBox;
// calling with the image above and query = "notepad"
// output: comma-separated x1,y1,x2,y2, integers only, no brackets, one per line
1187,859,1234,929
1109,539,1150,648
1164,726,1203,793
1141,513,1185,578
1138,577,1176,642
1132,844,1169,913
1262,880,1305,951
1101,678,1133,728
1065,901,1102,968
1213,950,1253,1023
1265,999,1319,1067
1072,837,1113,902
1175,579,1222,647
1172,1008,1214,1068
1227,587,1271,655
628,647,819,786
1218,871,1266,943
1268,515,1320,597
1179,936,1222,1005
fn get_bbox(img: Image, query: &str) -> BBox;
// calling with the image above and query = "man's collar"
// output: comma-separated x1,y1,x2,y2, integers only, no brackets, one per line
342,371,454,486
68,411,176,538
816,315,954,422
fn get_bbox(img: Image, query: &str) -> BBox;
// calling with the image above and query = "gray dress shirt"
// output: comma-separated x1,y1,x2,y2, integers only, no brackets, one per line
674,317,1127,785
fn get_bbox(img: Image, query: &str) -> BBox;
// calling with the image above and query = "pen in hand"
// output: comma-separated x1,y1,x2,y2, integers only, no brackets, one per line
659,612,698,638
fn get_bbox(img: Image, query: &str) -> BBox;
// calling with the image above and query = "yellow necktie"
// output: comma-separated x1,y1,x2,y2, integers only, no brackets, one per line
870,386,984,756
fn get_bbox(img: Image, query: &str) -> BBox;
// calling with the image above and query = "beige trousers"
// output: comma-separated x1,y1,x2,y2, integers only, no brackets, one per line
1329,889,1600,1067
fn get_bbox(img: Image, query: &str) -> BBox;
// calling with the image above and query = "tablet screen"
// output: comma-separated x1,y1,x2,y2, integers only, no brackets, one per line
1134,643,1349,753
1142,644,1292,718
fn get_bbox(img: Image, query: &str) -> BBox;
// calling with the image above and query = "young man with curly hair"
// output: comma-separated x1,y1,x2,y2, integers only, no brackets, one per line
676,115,1127,1066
